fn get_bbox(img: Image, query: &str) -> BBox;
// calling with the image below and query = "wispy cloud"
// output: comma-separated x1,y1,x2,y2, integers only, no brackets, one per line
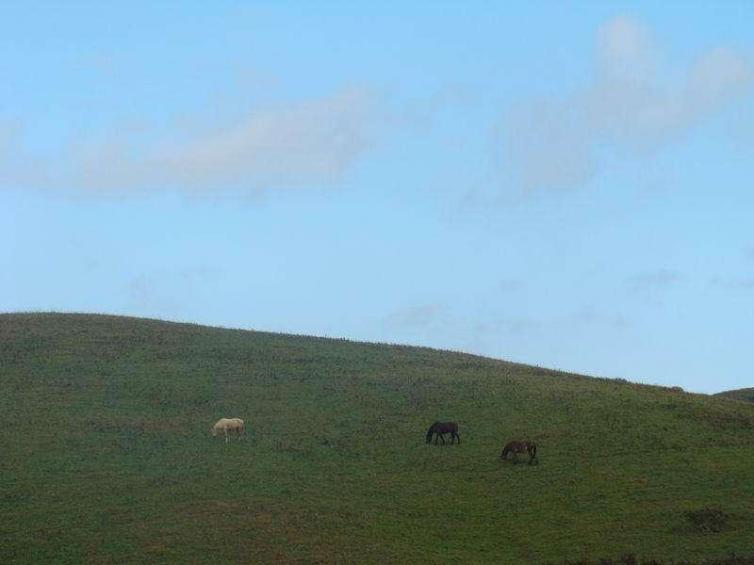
709,276,754,290
472,317,540,336
500,16,753,191
0,120,50,188
385,84,476,131
498,278,525,292
124,267,221,316
626,268,683,292
383,303,450,330
383,301,541,351
1,87,379,196
569,306,630,329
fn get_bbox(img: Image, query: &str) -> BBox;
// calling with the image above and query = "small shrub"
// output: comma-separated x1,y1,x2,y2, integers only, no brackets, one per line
685,506,729,533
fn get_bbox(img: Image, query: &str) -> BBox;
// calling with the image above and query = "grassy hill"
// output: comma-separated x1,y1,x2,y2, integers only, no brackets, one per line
715,389,754,404
1,313,753,564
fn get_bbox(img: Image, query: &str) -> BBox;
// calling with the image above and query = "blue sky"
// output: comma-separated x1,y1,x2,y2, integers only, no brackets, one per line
2,2,753,393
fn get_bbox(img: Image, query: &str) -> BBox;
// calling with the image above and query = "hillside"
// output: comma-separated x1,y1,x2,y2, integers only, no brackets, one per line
1,313,753,563
715,388,754,404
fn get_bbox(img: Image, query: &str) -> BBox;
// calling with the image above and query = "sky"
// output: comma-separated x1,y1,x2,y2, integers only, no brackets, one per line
2,2,753,393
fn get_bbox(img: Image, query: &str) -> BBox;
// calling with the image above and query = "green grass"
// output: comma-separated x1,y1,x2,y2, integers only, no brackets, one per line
715,388,754,403
1,313,753,563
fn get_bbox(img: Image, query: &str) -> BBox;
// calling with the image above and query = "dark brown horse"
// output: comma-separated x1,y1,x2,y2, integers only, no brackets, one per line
500,440,538,464
425,421,460,445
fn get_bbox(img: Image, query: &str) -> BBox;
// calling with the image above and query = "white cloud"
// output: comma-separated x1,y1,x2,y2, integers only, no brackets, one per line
597,16,657,85
1,87,378,195
501,16,753,191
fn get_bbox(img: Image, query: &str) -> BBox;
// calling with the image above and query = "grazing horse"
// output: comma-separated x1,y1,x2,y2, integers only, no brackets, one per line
212,418,245,443
425,421,460,445
500,440,538,464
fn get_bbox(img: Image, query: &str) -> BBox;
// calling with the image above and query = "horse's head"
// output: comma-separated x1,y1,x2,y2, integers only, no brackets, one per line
425,424,436,443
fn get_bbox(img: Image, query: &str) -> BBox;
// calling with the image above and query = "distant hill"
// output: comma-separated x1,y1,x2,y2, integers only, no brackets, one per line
1,313,753,563
715,388,754,403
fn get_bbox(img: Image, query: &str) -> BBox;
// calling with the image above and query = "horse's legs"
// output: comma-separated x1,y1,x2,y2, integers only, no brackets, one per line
225,429,229,443
439,434,446,445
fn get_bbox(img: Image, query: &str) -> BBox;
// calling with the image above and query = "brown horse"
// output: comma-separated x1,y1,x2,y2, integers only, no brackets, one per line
426,421,460,445
500,440,538,464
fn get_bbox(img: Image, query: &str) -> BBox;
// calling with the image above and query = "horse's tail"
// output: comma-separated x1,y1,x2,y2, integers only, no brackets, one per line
500,445,510,459
426,424,435,444
531,443,537,458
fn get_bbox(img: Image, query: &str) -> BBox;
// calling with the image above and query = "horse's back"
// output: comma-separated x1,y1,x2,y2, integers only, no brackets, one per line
503,440,526,451
433,421,458,433
213,417,243,429
503,440,536,452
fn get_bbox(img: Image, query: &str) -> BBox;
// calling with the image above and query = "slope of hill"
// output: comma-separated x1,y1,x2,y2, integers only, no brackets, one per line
1,313,753,563
715,388,754,403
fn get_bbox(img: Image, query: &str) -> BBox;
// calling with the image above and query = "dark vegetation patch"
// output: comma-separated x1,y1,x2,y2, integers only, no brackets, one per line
685,506,730,534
